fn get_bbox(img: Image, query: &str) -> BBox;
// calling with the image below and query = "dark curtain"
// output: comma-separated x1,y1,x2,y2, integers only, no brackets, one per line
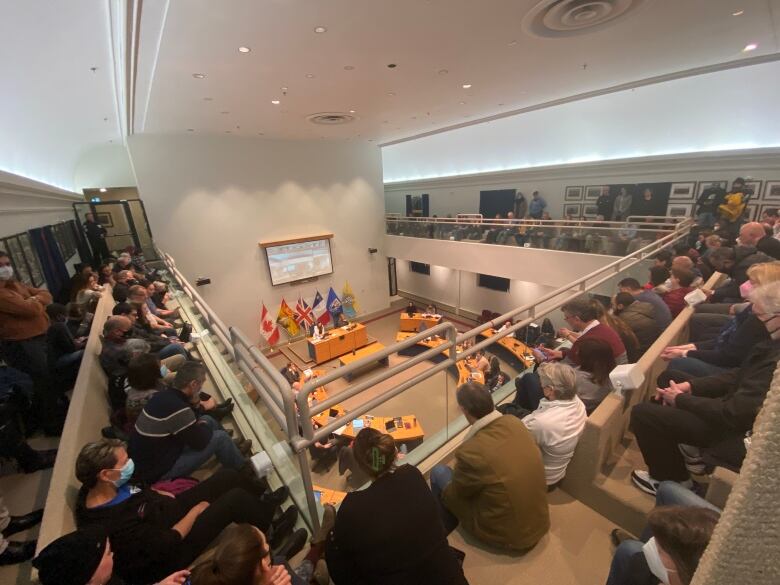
479,189,515,218
28,226,70,302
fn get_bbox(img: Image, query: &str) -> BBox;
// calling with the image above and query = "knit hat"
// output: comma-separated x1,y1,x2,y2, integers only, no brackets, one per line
33,526,107,585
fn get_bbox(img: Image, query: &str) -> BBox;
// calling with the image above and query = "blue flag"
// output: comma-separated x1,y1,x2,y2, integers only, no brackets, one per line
326,287,343,320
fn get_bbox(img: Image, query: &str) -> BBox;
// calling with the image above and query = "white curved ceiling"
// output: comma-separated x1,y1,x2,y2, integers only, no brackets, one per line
2,0,780,191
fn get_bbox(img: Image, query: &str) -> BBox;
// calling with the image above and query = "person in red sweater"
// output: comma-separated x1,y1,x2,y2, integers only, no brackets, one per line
662,268,695,318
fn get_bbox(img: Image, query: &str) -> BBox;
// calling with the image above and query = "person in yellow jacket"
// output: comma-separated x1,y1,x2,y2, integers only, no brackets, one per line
0,250,61,434
430,381,550,552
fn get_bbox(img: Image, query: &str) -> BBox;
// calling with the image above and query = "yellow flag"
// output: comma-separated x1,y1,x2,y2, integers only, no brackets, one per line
341,281,359,318
276,299,300,336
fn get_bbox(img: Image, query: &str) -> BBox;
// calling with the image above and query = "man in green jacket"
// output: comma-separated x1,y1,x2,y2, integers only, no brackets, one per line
430,381,550,552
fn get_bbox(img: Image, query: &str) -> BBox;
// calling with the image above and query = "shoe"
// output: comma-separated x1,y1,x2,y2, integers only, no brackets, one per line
274,527,308,560
224,428,234,438
631,470,660,495
269,506,299,550
262,485,290,507
4,509,43,537
0,540,36,566
610,528,635,548
209,403,234,422
22,449,57,473
678,444,707,475
312,504,336,545
313,559,330,585
233,438,252,456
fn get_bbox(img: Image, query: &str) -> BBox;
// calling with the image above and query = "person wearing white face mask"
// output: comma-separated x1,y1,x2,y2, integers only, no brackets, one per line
630,281,780,495
606,504,719,585
0,250,63,434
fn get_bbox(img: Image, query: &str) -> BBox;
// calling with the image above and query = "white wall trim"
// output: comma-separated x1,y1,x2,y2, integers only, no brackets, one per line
384,147,780,191
0,206,73,215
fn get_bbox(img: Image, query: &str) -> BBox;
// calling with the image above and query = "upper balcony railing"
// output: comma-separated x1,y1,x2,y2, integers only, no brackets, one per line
386,214,691,256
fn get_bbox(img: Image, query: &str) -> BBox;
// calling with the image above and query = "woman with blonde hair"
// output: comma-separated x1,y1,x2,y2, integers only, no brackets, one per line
660,260,780,376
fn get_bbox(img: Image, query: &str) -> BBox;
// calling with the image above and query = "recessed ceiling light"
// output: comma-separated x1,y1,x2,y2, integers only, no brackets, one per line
281,86,288,92
220,111,230,114
314,26,327,33
225,130,231,133
462,83,472,89
192,73,206,79
438,69,449,75
459,101,466,105
508,40,518,46
387,92,396,96
99,188,107,193
742,43,758,52
387,63,397,68
187,128,194,132
305,73,315,78
203,97,213,101
271,100,280,105
349,109,356,113
238,46,251,53
344,65,355,71
258,132,264,135
732,10,744,16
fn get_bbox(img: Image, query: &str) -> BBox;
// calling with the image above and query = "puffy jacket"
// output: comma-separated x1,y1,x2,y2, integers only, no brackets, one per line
617,301,658,354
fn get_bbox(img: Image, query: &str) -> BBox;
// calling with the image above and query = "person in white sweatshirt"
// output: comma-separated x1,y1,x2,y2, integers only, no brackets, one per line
521,362,588,488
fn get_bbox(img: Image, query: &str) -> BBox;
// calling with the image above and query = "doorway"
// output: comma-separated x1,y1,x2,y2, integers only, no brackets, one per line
72,199,158,263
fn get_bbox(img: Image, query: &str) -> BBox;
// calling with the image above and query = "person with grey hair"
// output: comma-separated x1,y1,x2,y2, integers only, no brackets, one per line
630,281,780,496
128,362,249,483
429,382,549,551
520,362,587,488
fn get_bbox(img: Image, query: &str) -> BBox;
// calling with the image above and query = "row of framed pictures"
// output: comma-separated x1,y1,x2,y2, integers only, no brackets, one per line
565,180,780,202
562,201,779,221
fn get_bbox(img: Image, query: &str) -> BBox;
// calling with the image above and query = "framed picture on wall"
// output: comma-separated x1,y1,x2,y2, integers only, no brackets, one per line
744,180,762,199
564,186,583,201
96,212,114,228
584,185,605,200
744,204,760,222
669,182,696,201
759,204,778,220
563,203,581,217
764,181,780,200
583,204,599,217
667,203,692,218
696,181,727,199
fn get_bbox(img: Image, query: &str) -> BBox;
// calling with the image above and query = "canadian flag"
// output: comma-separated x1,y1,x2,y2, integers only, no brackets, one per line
260,303,280,346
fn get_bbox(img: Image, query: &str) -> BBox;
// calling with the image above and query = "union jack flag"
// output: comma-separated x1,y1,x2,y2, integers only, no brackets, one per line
295,296,315,327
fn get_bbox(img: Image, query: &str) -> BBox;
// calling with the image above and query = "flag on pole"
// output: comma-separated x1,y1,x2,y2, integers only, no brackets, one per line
276,299,300,337
312,290,331,326
295,295,315,328
326,287,343,321
341,281,359,318
260,303,280,346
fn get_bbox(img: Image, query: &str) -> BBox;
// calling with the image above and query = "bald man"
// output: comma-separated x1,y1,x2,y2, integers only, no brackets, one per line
739,221,780,260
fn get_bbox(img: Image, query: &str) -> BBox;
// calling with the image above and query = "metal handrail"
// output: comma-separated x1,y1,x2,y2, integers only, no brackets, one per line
387,214,687,232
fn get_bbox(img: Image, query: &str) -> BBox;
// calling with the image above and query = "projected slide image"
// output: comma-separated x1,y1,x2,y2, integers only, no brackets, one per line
266,239,333,285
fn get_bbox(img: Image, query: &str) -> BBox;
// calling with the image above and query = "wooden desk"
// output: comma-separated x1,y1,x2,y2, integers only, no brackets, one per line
338,342,389,380
313,485,347,507
336,415,424,442
395,333,484,385
308,323,369,364
479,328,536,368
399,312,442,332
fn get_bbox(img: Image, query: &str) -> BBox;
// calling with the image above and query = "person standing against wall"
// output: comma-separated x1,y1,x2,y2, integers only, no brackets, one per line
84,212,111,265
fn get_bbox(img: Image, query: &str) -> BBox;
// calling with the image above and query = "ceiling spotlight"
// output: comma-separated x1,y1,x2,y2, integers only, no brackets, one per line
225,130,231,133
438,69,449,75
220,111,230,114
271,100,280,105
203,97,213,101
387,63,397,68
281,86,288,93
508,40,518,46
462,83,472,89
459,101,466,105
349,109,356,113
187,128,194,132
314,26,327,33
192,73,206,79
742,43,758,52
99,188,107,193
387,92,396,96
732,10,744,16
238,46,251,53
344,65,355,70
305,73,315,78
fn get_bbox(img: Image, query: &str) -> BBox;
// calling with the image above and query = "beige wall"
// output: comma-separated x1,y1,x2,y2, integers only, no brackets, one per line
127,134,389,341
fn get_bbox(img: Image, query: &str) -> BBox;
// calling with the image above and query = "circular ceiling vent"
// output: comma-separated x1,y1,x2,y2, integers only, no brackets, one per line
306,112,355,125
522,0,650,38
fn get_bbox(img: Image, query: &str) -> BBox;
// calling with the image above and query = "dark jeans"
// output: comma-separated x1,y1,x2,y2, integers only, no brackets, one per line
158,343,189,360
667,357,728,378
630,370,719,481
429,464,459,534
167,469,276,572
513,373,544,412
1,336,63,433
161,415,246,479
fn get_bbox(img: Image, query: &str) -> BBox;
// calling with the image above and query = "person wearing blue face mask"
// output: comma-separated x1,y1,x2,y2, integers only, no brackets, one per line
74,439,293,585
